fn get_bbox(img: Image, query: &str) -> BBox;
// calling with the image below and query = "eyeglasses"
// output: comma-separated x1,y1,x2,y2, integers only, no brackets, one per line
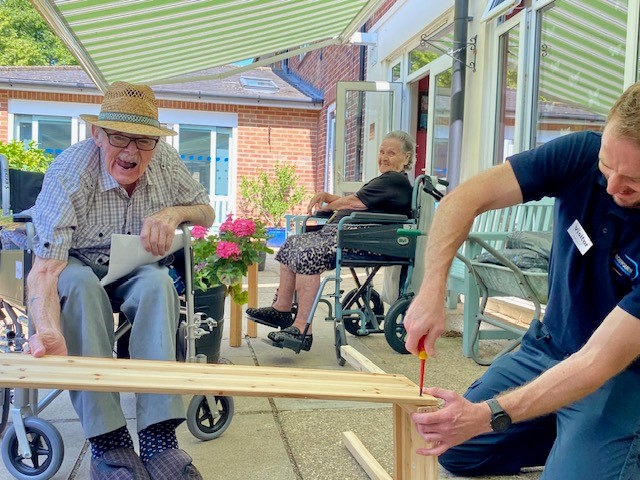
102,130,159,151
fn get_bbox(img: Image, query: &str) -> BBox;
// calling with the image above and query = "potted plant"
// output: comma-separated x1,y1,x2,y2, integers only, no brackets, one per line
186,217,272,362
0,140,54,214
239,162,308,248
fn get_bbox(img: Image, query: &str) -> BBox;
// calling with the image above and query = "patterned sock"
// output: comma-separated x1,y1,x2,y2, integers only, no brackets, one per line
89,426,134,459
138,419,181,463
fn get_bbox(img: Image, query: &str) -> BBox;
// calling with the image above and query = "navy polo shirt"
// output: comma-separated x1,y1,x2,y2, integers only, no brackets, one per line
509,131,640,364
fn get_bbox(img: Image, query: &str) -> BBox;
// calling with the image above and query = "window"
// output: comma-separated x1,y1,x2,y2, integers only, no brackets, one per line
239,77,279,93
431,68,452,177
494,23,520,164
408,25,454,75
482,0,520,23
391,62,401,82
13,114,72,157
532,0,627,147
178,125,231,197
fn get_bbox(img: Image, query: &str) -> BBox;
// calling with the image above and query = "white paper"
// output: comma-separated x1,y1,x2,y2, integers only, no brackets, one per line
100,230,184,286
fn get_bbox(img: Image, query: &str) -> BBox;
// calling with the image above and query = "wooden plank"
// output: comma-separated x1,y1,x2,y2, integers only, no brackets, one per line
342,431,392,480
246,262,258,338
340,345,386,374
393,404,439,480
0,355,439,406
229,300,242,347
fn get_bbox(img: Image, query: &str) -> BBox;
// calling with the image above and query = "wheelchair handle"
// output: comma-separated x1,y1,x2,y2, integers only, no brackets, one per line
396,228,423,236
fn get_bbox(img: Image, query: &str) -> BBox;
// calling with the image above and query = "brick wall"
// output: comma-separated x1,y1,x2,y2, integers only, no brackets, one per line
0,90,7,142
0,89,318,214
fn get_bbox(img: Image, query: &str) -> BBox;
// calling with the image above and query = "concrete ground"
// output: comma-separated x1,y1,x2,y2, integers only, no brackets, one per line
0,253,542,480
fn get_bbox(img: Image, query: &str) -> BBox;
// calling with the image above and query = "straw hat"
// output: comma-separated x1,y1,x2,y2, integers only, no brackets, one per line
80,81,177,136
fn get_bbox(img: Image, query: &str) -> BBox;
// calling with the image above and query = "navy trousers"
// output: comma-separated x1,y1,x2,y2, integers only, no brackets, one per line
440,319,640,480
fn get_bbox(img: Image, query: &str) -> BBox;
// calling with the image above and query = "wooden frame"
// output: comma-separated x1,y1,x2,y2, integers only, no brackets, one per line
0,354,439,480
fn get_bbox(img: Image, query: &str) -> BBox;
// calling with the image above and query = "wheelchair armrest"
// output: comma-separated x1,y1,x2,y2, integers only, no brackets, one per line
337,212,409,227
11,211,33,223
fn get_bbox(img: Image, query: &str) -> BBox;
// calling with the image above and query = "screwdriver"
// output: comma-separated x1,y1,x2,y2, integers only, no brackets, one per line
418,336,428,396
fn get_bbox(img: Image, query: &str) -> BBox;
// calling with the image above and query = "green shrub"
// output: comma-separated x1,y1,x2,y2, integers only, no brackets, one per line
239,162,308,227
0,140,54,173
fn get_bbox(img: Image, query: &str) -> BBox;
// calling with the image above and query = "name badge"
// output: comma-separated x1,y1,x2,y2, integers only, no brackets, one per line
567,219,593,255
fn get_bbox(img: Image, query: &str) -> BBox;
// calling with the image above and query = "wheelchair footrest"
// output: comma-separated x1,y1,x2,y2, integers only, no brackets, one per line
260,337,305,354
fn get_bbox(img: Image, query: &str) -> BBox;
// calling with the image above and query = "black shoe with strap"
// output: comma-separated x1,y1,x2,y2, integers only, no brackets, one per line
246,306,293,329
267,326,313,353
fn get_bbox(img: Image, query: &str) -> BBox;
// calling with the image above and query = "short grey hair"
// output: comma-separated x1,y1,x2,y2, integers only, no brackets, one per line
383,130,416,171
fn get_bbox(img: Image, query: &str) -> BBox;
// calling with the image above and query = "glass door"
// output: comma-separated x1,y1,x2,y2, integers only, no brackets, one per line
333,81,403,196
425,55,453,178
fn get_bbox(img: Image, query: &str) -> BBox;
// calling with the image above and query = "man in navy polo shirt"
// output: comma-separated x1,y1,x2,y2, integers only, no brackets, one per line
403,82,640,479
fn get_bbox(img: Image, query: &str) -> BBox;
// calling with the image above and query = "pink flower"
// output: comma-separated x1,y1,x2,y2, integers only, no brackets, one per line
191,225,209,240
231,219,256,237
217,241,241,260
219,214,234,234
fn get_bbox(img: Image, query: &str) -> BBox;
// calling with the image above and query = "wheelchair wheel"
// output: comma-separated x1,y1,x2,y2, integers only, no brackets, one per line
334,321,347,366
384,297,412,354
1,387,10,435
342,289,384,336
1,417,64,480
186,395,234,441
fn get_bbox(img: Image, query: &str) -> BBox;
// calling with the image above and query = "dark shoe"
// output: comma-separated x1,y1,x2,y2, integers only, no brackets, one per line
267,326,313,352
145,449,202,480
90,448,151,480
246,306,293,329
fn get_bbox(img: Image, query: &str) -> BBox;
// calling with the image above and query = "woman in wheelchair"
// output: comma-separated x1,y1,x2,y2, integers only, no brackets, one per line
246,130,415,352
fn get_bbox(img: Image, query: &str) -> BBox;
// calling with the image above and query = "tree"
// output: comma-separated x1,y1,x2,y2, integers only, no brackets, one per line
0,139,54,172
239,163,308,227
0,0,76,65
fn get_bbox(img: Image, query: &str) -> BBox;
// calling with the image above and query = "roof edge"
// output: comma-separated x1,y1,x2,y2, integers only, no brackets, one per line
0,80,322,111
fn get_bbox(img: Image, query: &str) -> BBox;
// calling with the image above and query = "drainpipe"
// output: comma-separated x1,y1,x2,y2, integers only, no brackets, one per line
354,24,367,181
446,0,469,190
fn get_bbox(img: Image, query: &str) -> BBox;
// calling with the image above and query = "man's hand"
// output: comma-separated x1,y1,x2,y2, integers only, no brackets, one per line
403,291,446,357
27,329,68,357
141,208,180,256
412,387,491,456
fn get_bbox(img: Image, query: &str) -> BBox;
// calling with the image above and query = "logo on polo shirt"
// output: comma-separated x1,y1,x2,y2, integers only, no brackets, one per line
611,251,639,281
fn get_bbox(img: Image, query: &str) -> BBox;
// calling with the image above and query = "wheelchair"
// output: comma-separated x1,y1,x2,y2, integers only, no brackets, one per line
275,174,446,364
0,155,233,480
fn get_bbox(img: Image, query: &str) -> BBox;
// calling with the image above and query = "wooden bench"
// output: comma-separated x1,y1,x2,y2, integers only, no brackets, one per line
446,198,554,357
0,355,440,480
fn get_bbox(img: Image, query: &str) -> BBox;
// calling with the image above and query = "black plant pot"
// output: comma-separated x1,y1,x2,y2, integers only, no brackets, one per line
177,285,226,363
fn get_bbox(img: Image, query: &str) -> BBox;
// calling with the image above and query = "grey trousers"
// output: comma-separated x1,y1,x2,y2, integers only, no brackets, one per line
58,256,184,438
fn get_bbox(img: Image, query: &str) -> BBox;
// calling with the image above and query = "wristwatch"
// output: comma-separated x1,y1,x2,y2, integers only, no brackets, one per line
486,398,512,432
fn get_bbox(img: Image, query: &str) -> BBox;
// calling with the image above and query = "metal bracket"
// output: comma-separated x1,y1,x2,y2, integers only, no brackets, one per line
420,34,477,72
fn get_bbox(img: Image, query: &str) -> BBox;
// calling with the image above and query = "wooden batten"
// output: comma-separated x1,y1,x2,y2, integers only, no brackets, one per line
342,431,393,480
0,355,437,406
0,355,439,479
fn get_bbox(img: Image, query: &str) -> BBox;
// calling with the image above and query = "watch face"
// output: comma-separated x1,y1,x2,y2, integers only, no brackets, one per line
491,413,511,432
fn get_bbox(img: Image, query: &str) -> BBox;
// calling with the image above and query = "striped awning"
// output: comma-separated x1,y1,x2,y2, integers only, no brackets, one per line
538,0,627,117
30,0,384,91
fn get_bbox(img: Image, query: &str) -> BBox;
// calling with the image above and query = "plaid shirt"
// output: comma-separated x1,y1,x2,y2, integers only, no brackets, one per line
31,139,209,264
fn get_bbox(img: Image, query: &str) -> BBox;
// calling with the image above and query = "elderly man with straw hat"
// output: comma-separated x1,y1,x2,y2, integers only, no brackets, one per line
26,82,213,479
